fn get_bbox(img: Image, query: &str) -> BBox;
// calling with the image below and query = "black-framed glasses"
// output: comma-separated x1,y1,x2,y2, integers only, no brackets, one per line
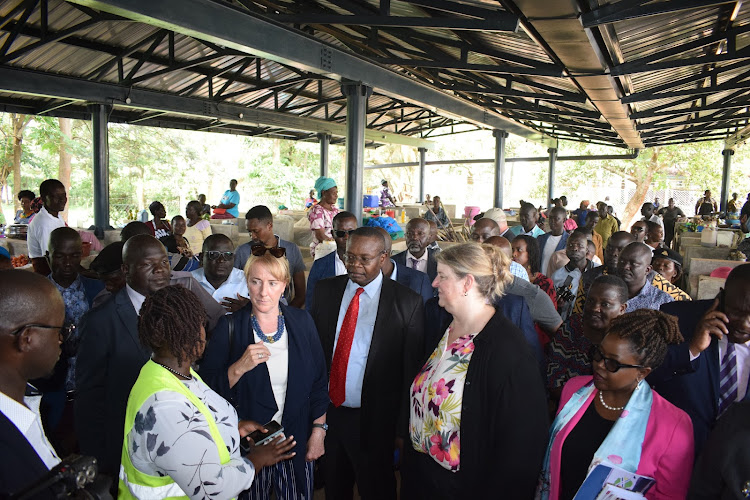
588,345,644,373
206,250,234,261
9,323,75,342
334,229,356,238
250,244,286,258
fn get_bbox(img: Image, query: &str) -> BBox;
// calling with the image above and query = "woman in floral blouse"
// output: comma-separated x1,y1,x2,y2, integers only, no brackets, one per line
402,243,549,499
307,177,338,258
119,286,296,499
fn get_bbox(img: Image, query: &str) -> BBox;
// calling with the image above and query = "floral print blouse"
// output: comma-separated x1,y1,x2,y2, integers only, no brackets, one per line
410,327,477,472
307,203,338,257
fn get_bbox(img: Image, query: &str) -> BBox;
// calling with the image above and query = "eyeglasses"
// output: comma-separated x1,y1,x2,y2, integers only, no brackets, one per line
334,229,356,238
250,244,286,258
9,323,75,342
344,252,385,266
588,345,644,373
206,251,234,261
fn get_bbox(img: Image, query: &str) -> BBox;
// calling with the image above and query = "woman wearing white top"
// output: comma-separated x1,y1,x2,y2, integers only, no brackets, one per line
201,245,329,500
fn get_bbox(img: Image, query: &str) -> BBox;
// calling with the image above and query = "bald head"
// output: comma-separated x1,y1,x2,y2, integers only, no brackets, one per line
123,234,166,266
485,235,512,259
616,242,653,292
0,270,64,332
471,218,500,243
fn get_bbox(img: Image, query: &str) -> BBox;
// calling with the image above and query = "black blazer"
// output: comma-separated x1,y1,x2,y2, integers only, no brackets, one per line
74,288,151,476
0,408,56,498
394,262,434,303
649,299,718,454
310,274,424,449
392,248,438,283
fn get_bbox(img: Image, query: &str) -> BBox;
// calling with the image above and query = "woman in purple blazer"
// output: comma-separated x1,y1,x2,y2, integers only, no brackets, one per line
538,309,694,500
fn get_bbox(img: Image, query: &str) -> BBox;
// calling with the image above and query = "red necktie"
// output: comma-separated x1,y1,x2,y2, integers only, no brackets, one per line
329,287,364,407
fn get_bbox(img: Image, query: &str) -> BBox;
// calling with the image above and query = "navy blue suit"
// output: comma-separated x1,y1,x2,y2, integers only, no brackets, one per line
306,251,336,312
650,299,720,454
200,304,329,492
393,262,434,303
392,248,438,282
536,231,569,270
423,294,543,371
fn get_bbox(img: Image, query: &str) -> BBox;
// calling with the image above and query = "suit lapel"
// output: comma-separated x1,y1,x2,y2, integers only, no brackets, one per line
114,289,142,353
364,278,395,391
323,277,349,363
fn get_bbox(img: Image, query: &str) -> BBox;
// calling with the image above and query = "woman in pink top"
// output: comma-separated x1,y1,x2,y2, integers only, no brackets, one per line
537,309,694,500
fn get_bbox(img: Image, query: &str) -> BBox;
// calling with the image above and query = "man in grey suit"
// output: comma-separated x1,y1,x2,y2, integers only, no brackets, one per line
75,235,223,478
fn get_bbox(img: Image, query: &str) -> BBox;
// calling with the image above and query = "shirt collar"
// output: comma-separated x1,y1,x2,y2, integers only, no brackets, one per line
0,389,39,435
347,271,383,299
389,259,398,281
126,284,146,315
406,250,428,263
48,273,82,292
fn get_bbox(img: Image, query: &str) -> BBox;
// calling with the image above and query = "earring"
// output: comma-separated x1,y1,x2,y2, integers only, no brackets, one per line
464,291,468,297
635,379,643,390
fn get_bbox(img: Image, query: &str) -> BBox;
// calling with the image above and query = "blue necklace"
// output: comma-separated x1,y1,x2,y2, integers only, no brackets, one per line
251,313,285,344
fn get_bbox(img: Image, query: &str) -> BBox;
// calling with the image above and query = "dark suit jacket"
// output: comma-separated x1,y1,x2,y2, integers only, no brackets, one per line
393,262,434,303
689,399,750,499
310,275,424,448
392,248,438,282
305,251,336,312
536,231,569,270
650,299,718,453
200,304,329,491
0,407,56,498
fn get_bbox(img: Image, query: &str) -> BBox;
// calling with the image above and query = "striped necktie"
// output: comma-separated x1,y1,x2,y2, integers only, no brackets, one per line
718,342,738,416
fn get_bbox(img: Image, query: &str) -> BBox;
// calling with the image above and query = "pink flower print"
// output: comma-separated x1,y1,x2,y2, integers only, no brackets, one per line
428,379,454,416
607,455,623,465
429,433,448,463
412,369,429,396
447,432,461,469
450,336,476,356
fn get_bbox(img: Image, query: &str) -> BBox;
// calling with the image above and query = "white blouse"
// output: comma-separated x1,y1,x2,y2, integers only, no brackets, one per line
253,325,289,424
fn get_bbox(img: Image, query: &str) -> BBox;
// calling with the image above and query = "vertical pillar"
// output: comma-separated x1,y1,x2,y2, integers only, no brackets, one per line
341,81,372,225
89,103,112,238
720,148,734,212
418,147,427,202
547,146,558,209
318,133,330,178
493,130,508,208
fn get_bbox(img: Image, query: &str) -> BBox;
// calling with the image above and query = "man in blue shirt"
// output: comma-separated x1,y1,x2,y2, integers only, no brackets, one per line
211,179,240,219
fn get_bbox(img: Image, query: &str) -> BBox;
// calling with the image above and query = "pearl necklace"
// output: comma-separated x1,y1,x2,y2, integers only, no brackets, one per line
251,312,285,344
153,360,192,380
598,391,624,411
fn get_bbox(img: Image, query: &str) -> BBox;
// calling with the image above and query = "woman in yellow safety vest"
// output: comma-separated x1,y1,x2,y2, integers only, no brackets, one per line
119,285,296,499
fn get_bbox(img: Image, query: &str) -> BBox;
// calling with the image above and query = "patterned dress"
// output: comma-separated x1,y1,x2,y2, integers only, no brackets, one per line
544,314,592,391
307,203,338,257
410,328,476,472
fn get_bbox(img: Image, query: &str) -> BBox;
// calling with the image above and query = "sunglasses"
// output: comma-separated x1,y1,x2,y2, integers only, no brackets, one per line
589,345,644,373
250,244,286,258
206,251,234,261
9,323,75,342
334,229,356,238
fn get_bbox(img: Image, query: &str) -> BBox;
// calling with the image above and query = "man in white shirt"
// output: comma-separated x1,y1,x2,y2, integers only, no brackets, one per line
192,234,248,313
552,231,595,320
392,218,437,282
0,270,64,496
641,202,664,231
27,179,67,275
537,207,570,276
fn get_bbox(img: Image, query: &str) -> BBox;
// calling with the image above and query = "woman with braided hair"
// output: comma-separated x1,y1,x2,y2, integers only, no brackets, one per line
402,243,549,499
119,285,296,499
537,309,695,500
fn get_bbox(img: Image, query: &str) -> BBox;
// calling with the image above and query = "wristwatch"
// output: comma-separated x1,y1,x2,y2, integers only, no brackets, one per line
312,423,328,432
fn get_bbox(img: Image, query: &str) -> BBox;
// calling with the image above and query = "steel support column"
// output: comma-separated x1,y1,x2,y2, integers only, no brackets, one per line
318,133,330,178
418,147,427,202
493,130,508,208
89,103,112,238
721,148,734,212
341,81,372,224
548,147,558,209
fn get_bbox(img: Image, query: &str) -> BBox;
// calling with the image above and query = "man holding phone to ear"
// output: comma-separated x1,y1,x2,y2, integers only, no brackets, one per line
649,263,750,455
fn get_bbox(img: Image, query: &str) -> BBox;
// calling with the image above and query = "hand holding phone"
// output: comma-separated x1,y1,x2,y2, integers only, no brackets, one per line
689,295,730,357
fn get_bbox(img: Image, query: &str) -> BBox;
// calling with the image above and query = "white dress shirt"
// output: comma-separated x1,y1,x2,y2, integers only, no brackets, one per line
406,250,428,273
333,272,383,408
126,284,146,315
334,251,347,276
0,389,60,469
541,234,562,276
191,268,249,313
26,206,66,258
720,336,750,402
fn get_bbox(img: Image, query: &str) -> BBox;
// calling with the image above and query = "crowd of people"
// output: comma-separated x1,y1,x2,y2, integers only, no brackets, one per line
3,179,750,500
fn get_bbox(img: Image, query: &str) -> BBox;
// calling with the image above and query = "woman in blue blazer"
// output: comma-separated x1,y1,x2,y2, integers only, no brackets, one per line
201,247,329,500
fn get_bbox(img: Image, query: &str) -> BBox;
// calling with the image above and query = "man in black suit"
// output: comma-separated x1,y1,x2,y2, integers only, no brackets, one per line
75,235,223,477
392,217,438,282
0,271,65,497
310,227,424,500
375,226,433,303
650,263,750,454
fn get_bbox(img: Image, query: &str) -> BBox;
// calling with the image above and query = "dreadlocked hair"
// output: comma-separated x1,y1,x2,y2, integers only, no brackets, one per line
606,309,683,369
138,285,207,366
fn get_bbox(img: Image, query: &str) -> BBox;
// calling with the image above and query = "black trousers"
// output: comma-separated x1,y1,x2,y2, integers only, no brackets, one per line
324,405,396,500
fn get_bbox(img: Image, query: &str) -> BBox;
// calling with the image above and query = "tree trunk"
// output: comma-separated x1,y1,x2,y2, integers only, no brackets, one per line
11,114,28,212
58,118,73,222
621,148,660,229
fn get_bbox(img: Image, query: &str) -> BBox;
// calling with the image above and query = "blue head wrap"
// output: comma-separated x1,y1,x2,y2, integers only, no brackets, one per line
314,177,337,197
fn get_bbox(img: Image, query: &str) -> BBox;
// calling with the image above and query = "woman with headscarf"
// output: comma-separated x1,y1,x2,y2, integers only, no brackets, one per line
307,177,338,258
119,285,297,499
537,309,694,500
